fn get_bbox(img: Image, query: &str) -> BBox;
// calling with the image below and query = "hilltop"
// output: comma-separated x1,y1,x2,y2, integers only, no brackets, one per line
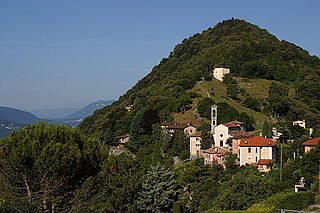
80,19,320,141
0,106,41,124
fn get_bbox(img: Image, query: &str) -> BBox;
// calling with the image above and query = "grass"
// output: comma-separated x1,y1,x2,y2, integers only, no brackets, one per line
200,79,268,129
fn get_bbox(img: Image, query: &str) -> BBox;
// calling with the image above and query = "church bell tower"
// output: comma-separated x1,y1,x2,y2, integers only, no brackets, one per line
211,105,218,135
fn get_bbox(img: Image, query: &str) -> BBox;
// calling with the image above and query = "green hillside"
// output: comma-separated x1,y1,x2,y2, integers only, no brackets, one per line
80,18,320,141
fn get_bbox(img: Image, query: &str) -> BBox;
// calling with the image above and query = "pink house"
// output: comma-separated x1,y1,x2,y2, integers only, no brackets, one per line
203,145,228,166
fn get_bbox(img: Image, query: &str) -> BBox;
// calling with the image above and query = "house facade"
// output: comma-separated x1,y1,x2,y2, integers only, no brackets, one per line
239,136,277,172
213,67,230,81
302,137,320,153
203,145,227,165
167,123,196,136
189,132,202,159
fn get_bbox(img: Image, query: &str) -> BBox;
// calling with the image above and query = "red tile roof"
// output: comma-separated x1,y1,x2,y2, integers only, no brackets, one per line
167,123,189,130
250,163,258,167
223,120,244,128
116,133,130,139
258,159,273,165
240,136,277,147
203,146,227,156
190,132,201,137
302,137,320,146
231,132,252,139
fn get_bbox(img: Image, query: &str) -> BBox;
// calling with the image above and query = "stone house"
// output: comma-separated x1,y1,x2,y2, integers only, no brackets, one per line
189,132,202,159
239,136,277,172
302,137,320,153
213,67,230,81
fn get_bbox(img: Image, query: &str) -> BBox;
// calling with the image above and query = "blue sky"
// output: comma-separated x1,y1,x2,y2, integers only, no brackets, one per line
0,0,319,110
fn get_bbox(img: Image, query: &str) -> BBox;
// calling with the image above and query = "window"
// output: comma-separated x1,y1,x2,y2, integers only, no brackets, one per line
196,138,199,141
256,148,258,153
255,156,257,162
220,140,223,147
248,147,251,153
220,134,223,137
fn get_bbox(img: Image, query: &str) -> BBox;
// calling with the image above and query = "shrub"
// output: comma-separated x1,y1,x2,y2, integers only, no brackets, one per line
247,191,315,213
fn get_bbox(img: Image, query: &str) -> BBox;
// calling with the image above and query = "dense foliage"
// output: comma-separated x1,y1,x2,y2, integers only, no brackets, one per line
2,19,320,212
0,123,105,212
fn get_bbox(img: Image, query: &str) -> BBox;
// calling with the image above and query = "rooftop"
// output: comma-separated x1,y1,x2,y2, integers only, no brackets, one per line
231,132,252,139
223,120,244,128
203,145,227,156
240,136,277,147
190,132,201,137
116,133,130,139
302,137,320,146
258,159,273,165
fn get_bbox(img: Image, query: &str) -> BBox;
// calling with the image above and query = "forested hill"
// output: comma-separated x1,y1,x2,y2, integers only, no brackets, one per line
79,19,320,142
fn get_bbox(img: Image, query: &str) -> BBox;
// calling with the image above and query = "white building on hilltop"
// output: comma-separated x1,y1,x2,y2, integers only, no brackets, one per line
213,67,230,81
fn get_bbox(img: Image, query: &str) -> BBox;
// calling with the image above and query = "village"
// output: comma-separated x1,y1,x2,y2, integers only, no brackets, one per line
113,68,320,174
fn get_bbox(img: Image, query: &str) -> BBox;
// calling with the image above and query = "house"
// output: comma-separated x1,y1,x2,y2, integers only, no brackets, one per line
203,145,228,166
161,121,175,129
231,132,252,159
293,120,306,128
302,137,320,153
116,133,130,145
257,159,273,172
213,121,245,149
213,67,230,81
167,123,196,136
189,132,202,159
239,136,277,172
124,105,132,111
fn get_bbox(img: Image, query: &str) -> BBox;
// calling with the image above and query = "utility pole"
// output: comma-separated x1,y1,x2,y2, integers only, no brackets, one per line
280,145,283,182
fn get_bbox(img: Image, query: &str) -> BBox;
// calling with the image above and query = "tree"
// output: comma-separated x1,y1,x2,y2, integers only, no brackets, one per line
129,109,145,149
262,120,272,138
201,131,212,150
197,98,215,119
0,122,104,212
135,163,178,212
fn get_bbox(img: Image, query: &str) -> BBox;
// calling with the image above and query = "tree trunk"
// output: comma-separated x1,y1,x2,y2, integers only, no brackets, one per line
43,189,49,213
51,203,56,213
23,174,31,197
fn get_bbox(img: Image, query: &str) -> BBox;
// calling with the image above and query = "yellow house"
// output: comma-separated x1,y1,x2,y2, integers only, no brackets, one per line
190,132,202,159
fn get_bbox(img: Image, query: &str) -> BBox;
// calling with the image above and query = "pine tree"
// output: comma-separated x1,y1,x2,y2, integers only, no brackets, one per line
135,163,178,212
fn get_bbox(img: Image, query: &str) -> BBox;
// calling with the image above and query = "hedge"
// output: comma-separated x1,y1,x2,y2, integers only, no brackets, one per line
247,191,315,213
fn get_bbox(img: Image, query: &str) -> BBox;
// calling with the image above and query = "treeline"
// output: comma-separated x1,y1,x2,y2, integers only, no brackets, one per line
1,123,319,212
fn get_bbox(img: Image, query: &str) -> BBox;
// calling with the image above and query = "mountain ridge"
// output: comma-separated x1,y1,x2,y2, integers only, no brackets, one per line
76,19,319,141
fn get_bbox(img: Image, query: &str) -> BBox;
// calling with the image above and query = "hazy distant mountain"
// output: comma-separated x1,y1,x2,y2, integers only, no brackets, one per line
64,100,114,119
0,106,41,124
31,107,80,120
0,118,25,138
